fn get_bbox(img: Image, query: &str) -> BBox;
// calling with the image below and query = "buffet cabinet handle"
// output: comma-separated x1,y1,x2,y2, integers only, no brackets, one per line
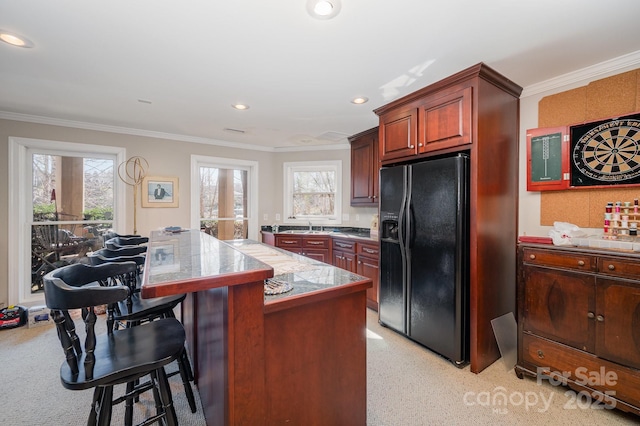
418,143,423,147
409,145,415,149
587,312,595,319
537,350,544,359
529,254,536,260
363,247,378,254
282,240,296,244
308,241,323,245
597,315,605,322
336,242,352,248
608,264,615,271
577,260,585,266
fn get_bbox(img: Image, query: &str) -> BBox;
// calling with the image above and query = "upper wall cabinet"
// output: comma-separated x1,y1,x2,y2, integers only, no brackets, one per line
349,127,379,206
378,107,418,162
419,86,472,153
377,78,477,164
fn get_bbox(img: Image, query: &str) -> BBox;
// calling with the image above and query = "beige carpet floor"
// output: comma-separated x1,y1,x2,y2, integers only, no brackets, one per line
0,308,637,425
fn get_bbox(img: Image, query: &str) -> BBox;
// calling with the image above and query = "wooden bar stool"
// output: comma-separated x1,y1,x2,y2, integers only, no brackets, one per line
43,262,186,426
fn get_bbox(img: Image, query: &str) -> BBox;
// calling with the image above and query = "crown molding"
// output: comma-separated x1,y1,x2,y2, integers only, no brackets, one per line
521,50,640,98
0,111,349,152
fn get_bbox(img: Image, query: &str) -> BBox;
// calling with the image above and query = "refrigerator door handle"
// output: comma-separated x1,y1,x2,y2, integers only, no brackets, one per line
406,166,413,249
398,167,408,250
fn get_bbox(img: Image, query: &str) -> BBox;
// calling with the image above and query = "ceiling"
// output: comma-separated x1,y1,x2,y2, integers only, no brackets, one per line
1,0,640,151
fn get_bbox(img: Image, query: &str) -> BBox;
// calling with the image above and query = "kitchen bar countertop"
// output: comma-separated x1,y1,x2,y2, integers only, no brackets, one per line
142,229,371,312
227,239,371,313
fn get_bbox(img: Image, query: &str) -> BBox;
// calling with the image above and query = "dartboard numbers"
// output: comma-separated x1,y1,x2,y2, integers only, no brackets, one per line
571,113,640,187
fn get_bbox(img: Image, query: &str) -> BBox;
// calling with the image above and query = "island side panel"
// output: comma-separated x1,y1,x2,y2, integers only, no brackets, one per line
194,281,266,426
263,289,367,425
181,292,199,381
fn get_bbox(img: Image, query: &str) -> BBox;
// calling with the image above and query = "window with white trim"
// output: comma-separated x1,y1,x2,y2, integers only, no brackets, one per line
283,160,342,225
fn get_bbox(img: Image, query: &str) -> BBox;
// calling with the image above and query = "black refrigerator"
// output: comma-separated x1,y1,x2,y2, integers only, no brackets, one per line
378,153,470,366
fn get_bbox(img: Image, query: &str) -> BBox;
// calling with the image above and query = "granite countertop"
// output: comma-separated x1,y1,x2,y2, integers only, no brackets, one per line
142,230,371,304
227,239,370,303
262,226,379,243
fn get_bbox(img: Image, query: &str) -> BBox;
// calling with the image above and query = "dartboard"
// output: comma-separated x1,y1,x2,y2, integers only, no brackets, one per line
571,113,640,186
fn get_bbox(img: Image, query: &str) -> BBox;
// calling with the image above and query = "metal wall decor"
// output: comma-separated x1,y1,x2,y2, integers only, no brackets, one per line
117,156,148,233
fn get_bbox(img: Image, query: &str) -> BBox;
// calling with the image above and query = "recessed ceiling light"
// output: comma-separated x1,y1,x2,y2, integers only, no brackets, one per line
351,97,369,105
306,0,341,20
232,104,250,110
0,30,34,48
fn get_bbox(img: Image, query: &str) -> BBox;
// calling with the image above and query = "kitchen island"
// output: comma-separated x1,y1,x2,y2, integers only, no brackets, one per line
141,230,372,425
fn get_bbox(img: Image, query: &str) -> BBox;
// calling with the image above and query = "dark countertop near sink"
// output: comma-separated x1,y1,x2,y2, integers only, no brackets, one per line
261,226,378,243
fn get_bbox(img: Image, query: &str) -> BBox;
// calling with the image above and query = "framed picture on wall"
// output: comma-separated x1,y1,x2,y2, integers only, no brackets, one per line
142,176,179,208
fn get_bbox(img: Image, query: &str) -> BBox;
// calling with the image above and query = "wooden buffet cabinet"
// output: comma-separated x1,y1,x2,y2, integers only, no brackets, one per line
349,127,379,206
517,243,640,415
374,63,522,373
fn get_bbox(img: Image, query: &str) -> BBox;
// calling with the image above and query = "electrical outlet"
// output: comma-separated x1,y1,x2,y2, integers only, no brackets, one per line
342,213,349,221
275,213,281,221
355,214,360,222
263,213,268,221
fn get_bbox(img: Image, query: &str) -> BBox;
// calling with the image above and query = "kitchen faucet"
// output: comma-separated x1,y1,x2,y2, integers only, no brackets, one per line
308,220,313,231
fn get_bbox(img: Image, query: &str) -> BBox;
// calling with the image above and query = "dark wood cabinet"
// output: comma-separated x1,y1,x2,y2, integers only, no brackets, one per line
375,63,522,373
517,244,640,415
379,107,418,162
418,86,472,153
274,234,303,255
379,84,473,162
356,241,379,311
301,236,330,263
332,238,356,273
272,234,330,263
349,127,379,206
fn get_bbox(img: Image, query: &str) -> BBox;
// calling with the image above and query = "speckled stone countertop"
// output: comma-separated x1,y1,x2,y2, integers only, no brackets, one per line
141,230,371,307
261,226,379,243
226,239,370,304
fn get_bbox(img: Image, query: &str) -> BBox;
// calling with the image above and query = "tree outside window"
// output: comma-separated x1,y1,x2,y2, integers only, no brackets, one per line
284,161,342,224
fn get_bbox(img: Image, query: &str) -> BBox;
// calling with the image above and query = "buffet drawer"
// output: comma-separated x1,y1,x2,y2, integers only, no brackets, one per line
521,333,640,407
598,256,640,280
522,248,595,272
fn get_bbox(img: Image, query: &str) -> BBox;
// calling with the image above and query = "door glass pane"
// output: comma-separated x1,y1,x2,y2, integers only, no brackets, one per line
199,166,248,240
30,154,114,293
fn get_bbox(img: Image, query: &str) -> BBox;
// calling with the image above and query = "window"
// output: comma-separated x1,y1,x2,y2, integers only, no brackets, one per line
283,160,342,225
191,155,259,241
9,137,126,305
